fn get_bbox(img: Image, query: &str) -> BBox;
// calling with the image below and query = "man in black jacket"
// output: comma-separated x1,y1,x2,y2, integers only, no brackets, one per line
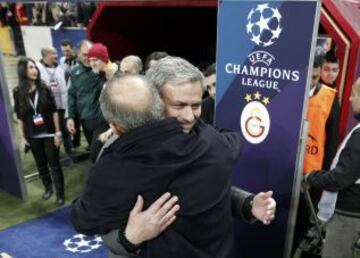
71,74,244,257
304,77,360,258
99,57,276,257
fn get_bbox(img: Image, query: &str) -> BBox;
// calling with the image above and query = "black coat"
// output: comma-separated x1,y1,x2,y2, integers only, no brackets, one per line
307,126,360,215
71,118,243,258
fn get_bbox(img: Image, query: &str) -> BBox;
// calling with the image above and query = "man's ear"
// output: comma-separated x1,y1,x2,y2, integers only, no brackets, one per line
109,122,125,135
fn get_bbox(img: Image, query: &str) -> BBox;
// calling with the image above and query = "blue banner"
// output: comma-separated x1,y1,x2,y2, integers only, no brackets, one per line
216,1,319,257
51,28,86,59
0,54,25,198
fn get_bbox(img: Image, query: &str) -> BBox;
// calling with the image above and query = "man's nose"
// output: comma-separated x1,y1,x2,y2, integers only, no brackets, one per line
182,107,195,122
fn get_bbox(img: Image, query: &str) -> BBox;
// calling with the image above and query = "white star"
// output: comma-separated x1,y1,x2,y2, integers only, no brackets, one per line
256,3,269,13
94,235,103,242
272,26,282,39
63,239,72,245
91,243,102,249
272,8,282,20
66,246,78,253
246,22,254,33
78,238,91,247
256,15,271,33
251,34,262,46
263,40,274,47
247,8,255,20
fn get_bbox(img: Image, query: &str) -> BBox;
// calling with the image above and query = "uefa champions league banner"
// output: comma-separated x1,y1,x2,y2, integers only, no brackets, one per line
0,53,25,198
216,1,320,257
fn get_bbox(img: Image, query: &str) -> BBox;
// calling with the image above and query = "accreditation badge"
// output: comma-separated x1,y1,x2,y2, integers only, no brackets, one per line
32,114,45,126
48,79,59,88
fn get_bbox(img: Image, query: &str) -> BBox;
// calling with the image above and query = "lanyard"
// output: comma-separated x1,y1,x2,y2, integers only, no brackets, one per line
28,90,39,114
41,62,57,81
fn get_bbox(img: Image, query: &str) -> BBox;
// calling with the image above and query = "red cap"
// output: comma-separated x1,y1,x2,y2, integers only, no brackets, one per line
87,43,109,63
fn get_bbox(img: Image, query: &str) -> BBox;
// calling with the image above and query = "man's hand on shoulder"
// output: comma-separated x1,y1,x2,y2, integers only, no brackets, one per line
251,191,276,225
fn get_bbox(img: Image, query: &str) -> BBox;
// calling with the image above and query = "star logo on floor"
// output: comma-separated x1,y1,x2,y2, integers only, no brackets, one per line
63,234,103,253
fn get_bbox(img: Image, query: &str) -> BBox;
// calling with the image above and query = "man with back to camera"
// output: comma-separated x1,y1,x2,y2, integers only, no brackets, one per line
71,57,276,257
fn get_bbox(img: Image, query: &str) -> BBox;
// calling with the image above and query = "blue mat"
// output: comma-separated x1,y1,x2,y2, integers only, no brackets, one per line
0,207,107,258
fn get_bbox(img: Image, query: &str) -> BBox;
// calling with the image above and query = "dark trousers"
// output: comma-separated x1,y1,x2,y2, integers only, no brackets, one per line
28,137,64,198
293,188,322,258
58,109,73,153
90,123,110,163
72,118,81,147
80,118,104,147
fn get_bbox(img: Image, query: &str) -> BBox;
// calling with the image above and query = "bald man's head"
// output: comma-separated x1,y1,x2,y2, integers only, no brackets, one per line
100,75,164,133
120,55,143,74
41,47,58,66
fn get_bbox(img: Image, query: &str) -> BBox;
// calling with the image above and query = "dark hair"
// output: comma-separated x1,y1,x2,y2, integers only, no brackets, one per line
61,39,73,48
16,57,51,117
203,63,216,77
313,56,323,69
144,51,168,71
323,51,339,64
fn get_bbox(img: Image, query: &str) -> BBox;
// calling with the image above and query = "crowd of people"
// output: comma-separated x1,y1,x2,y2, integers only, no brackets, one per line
11,34,360,258
0,2,96,27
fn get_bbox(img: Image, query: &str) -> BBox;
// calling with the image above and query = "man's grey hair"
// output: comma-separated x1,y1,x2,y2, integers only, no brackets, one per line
146,56,206,94
41,47,56,58
77,39,92,51
121,55,143,73
100,75,165,132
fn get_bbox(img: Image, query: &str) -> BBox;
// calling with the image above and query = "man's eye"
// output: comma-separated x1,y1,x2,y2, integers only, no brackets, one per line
174,105,184,109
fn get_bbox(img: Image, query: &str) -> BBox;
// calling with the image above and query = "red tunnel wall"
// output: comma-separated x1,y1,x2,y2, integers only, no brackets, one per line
88,1,217,68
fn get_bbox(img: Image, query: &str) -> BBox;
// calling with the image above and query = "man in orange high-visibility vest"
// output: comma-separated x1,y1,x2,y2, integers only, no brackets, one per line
304,58,340,175
294,57,340,258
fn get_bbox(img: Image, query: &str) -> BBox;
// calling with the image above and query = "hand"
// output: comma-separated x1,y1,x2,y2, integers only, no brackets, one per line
98,128,113,143
22,137,29,147
251,191,276,225
301,174,310,193
54,135,62,148
67,118,76,134
125,193,180,245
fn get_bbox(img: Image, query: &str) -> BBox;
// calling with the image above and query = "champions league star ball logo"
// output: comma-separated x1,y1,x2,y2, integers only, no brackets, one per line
246,3,282,47
63,234,103,253
241,91,271,144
